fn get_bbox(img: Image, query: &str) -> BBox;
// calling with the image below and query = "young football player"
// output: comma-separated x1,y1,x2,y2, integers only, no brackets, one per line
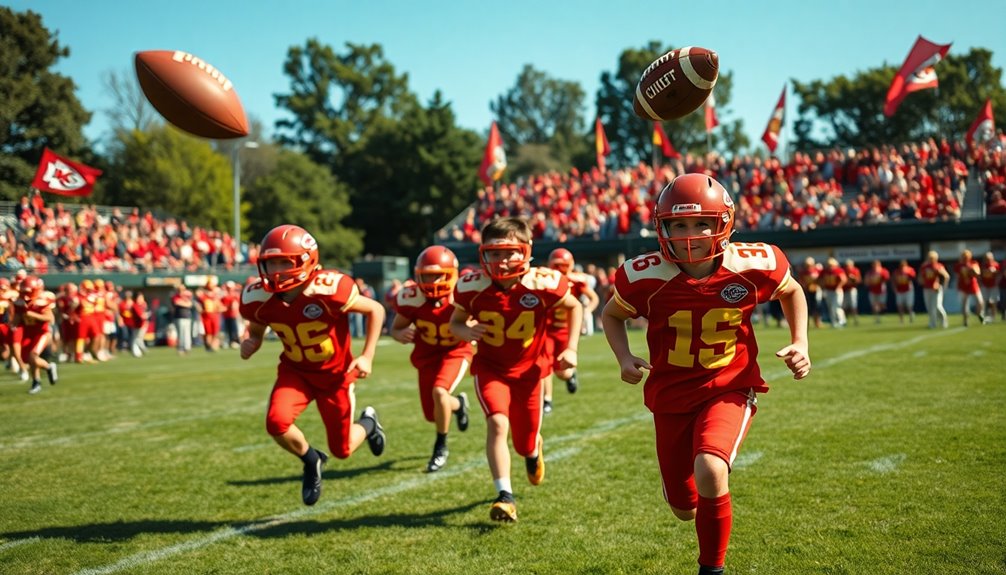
979,252,1000,323
600,174,811,575
863,260,890,323
841,259,861,326
240,224,387,506
918,251,949,329
12,276,59,394
542,248,599,412
892,259,917,324
390,245,473,472
954,249,984,327
449,217,583,523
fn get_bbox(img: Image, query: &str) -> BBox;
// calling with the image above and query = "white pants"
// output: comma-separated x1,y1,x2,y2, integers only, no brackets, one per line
824,290,846,326
923,288,947,328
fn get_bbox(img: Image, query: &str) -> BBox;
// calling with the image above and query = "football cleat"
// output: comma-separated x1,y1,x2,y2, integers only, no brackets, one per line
46,363,58,386
28,381,41,395
361,406,386,456
455,392,470,432
565,371,579,394
426,445,449,473
489,491,517,523
543,400,553,414
525,436,545,486
301,450,328,506
20,370,29,382
698,566,725,575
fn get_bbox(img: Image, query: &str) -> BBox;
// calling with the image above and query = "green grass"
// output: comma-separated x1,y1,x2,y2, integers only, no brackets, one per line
1,316,1004,575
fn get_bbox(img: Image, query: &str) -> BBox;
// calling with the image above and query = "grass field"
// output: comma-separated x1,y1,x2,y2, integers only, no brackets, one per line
1,316,1004,575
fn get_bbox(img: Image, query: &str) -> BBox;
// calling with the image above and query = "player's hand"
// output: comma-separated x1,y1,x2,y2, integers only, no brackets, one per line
465,322,488,342
556,348,578,371
240,336,262,360
775,343,811,380
347,355,373,379
392,326,415,344
619,355,652,385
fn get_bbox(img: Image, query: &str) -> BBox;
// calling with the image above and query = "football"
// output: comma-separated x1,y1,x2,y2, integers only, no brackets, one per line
134,50,249,140
633,46,719,122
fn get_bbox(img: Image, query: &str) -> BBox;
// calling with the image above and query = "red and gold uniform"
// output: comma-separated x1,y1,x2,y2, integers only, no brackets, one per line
954,259,981,295
980,257,1000,305
543,270,590,372
0,284,20,347
453,266,569,454
918,261,946,291
240,270,361,458
395,286,473,422
865,266,890,296
14,290,57,362
77,281,101,346
198,287,222,337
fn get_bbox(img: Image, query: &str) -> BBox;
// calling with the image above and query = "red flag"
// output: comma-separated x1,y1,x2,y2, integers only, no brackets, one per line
652,123,679,158
31,148,102,196
595,118,611,169
761,86,786,154
883,36,952,117
966,99,995,145
478,122,507,186
704,93,719,133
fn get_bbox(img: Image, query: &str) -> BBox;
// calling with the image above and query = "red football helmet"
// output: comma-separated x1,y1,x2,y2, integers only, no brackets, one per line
257,225,321,292
479,240,532,281
414,245,459,299
548,248,574,275
654,174,735,263
20,276,44,299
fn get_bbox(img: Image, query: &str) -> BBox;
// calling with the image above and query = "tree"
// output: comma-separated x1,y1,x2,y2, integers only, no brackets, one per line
595,41,747,166
244,149,362,267
103,126,232,231
349,91,482,255
0,7,91,200
792,48,1006,149
101,68,159,136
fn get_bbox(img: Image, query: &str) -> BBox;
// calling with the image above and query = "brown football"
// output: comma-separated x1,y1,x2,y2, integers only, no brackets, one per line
633,46,718,122
135,50,249,139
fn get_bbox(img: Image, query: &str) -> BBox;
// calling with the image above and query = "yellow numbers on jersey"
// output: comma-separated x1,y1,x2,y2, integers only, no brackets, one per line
414,319,461,346
270,321,335,363
665,308,742,370
477,310,535,348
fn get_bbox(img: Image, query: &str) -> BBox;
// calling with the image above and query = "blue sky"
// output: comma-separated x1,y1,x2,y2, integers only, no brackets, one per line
12,0,1006,150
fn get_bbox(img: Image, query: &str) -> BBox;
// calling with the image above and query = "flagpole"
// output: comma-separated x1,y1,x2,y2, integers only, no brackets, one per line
706,130,712,155
652,135,658,174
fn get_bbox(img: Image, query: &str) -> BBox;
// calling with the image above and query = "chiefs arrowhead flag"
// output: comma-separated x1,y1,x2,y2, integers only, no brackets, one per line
478,122,507,186
31,148,103,196
704,93,719,133
883,36,952,117
761,87,786,154
966,99,995,146
595,118,611,169
652,122,680,158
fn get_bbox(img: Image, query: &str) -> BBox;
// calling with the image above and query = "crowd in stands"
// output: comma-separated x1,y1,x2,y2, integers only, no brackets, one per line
438,137,1006,244
2,190,257,274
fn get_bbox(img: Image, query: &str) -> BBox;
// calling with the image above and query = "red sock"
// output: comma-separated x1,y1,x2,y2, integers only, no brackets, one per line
696,493,732,568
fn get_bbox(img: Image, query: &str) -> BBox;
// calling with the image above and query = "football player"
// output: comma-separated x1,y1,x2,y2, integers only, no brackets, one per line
954,249,984,327
542,248,599,412
892,259,917,324
449,217,583,523
918,251,950,329
979,252,1000,323
841,259,861,326
390,246,473,472
819,257,847,328
239,224,387,506
12,276,59,394
798,256,823,328
863,260,890,323
600,174,811,575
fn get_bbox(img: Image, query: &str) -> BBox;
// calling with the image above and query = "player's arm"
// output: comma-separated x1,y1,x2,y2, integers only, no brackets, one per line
240,320,268,360
26,308,54,324
600,296,651,385
345,295,385,379
773,278,812,380
582,284,601,314
449,306,486,342
554,291,582,371
389,312,415,344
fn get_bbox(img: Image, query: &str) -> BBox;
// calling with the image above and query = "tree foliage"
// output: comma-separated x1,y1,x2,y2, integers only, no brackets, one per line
102,126,232,231
244,149,362,267
0,7,91,200
595,41,748,167
792,48,1006,149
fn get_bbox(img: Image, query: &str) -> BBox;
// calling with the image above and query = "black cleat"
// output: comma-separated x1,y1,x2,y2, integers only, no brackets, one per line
489,490,517,522
543,399,553,414
455,392,470,432
361,406,385,456
301,451,328,506
565,371,578,394
28,381,42,395
46,363,58,385
698,566,724,575
426,444,449,473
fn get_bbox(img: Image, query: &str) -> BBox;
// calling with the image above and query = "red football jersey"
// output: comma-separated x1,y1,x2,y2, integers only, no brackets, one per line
546,270,590,336
395,286,473,368
893,265,917,293
864,268,890,295
918,262,945,290
980,260,1001,288
453,266,569,381
820,265,847,291
844,265,862,290
240,270,358,379
15,291,57,336
611,243,792,415
954,261,980,293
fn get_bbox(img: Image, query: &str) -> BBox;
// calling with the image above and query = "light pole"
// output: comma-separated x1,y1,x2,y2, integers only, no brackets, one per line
232,140,259,261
